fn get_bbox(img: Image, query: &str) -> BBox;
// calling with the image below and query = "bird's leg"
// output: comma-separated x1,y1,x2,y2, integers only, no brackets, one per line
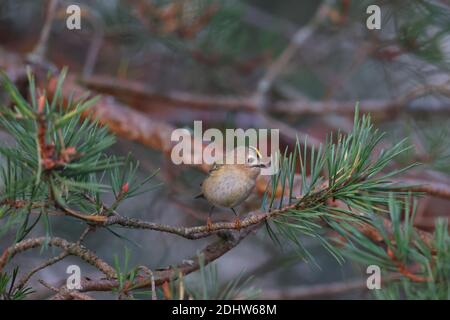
231,207,241,229
207,206,215,231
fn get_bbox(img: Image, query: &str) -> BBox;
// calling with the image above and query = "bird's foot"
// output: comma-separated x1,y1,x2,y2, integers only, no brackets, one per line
206,217,213,231
234,217,241,230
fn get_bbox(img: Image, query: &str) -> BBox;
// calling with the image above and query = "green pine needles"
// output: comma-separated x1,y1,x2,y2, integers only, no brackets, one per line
334,197,449,299
0,67,158,244
262,107,449,298
264,107,417,260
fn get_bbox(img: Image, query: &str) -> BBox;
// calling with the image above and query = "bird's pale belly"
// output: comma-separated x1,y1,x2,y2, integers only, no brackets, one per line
202,173,255,208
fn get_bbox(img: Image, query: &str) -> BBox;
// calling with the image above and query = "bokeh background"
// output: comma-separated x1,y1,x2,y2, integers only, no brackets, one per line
0,0,449,299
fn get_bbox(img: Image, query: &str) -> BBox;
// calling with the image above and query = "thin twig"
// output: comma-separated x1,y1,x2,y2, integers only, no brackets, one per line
77,225,95,244
137,266,157,300
14,252,69,291
13,225,95,291
29,0,59,62
77,5,105,78
38,279,59,292
0,237,116,278
255,1,331,106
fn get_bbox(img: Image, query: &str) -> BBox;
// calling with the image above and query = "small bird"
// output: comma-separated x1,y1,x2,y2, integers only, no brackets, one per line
195,146,266,229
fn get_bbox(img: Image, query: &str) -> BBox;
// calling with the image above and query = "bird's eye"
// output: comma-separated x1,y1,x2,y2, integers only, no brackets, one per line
247,156,256,164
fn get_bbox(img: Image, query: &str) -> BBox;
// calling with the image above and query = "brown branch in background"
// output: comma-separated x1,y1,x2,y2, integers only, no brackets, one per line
81,75,450,118
397,179,450,200
82,75,257,113
255,2,330,104
29,0,59,62
81,75,320,148
78,5,105,78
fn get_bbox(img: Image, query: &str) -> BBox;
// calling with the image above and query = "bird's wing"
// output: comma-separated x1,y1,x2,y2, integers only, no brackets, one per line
197,163,222,198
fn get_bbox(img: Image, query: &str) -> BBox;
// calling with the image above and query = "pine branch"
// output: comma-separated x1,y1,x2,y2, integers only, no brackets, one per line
38,280,95,300
75,227,255,293
0,237,116,278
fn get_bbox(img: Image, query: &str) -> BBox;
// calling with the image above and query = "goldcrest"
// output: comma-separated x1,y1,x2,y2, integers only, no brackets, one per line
196,146,266,228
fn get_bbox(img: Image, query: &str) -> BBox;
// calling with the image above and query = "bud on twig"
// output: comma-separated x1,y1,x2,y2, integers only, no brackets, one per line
38,95,46,114
121,182,129,194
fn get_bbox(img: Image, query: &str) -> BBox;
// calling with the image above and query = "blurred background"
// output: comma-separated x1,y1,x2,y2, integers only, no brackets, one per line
0,0,449,299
